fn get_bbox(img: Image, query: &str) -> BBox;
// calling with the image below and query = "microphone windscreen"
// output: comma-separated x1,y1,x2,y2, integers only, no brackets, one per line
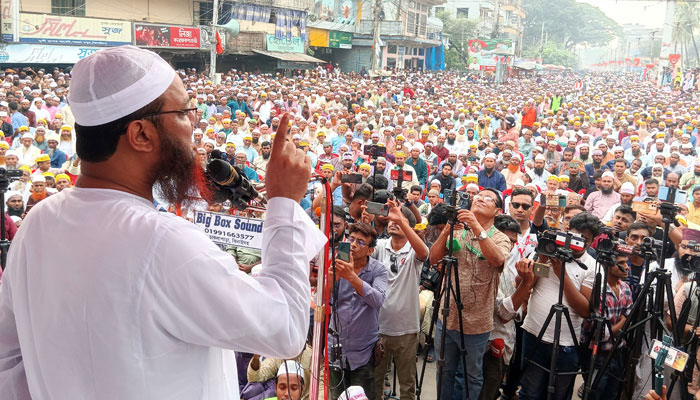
207,159,234,184
315,207,321,217
210,149,224,160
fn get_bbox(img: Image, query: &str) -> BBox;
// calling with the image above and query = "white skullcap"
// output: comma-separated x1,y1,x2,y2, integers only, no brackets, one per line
655,138,665,144
46,132,60,142
10,215,21,223
31,174,46,183
276,360,304,380
601,171,614,179
513,178,525,187
5,190,21,201
612,146,624,152
484,153,497,160
430,179,442,187
535,154,546,161
21,132,33,140
337,386,369,400
5,150,17,158
68,45,176,126
202,138,216,146
653,163,664,170
620,182,636,195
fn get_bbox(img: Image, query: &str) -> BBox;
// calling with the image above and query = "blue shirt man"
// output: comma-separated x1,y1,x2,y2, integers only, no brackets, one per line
478,154,506,191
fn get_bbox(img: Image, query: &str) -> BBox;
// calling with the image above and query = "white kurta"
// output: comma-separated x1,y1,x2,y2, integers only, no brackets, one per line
0,187,326,399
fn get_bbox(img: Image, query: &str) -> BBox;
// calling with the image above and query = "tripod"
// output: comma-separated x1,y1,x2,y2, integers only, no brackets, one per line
593,200,689,399
581,259,613,400
667,274,700,395
433,190,470,400
522,235,584,400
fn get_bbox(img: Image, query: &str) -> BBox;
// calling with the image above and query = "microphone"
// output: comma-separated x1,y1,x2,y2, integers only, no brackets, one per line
206,159,265,210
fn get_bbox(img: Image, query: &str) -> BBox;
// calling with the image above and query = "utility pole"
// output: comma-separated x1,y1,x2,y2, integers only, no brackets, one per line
370,0,383,71
539,21,544,57
650,30,657,62
209,0,220,79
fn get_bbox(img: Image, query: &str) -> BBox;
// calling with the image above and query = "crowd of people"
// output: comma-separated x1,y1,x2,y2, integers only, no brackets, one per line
3,61,700,400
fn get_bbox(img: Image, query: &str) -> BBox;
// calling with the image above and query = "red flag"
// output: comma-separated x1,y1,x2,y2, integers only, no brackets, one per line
216,31,223,55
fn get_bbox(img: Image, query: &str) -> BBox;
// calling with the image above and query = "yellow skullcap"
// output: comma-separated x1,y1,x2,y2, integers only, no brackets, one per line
35,154,50,163
321,163,334,171
55,173,71,183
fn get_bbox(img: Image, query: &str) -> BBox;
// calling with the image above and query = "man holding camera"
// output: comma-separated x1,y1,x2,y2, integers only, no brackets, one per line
518,212,600,399
372,200,429,400
429,188,511,400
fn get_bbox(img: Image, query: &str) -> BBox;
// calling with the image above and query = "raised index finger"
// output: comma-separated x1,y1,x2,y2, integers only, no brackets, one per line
271,112,291,159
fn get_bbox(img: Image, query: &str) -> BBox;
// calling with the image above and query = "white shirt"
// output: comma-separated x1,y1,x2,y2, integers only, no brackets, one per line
522,251,596,346
373,239,424,336
0,188,325,399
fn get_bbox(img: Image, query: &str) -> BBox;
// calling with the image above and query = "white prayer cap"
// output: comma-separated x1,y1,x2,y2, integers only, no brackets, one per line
276,360,304,380
601,171,614,179
5,191,21,201
513,178,525,187
31,174,46,183
337,386,369,400
5,150,17,158
534,154,546,161
68,45,176,126
620,182,635,195
202,138,216,146
21,132,33,140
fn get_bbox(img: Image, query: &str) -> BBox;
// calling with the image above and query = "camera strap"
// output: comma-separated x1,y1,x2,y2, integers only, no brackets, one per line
462,225,497,260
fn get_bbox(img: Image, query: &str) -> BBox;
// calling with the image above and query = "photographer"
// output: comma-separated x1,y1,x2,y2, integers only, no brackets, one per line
580,253,633,400
519,212,601,400
480,214,536,400
328,222,387,400
429,188,512,400
623,222,658,300
372,200,429,400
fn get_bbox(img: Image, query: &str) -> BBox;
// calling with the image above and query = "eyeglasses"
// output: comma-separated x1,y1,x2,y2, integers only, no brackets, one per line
141,107,198,120
348,236,368,247
510,202,532,211
474,194,496,204
390,254,398,274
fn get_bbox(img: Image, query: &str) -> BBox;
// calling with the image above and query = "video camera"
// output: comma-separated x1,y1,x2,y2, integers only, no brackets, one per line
364,144,386,159
597,236,636,266
0,168,23,186
536,230,586,262
680,240,700,274
442,189,472,223
639,236,664,260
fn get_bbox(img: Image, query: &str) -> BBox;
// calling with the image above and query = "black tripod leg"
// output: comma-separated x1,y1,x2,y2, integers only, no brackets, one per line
664,279,690,400
417,286,443,400
450,258,471,400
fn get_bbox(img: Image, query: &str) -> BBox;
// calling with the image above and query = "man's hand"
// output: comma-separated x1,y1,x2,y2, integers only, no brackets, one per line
265,113,312,201
457,209,483,234
386,199,406,225
359,204,375,224
516,258,535,287
644,385,667,400
335,258,357,282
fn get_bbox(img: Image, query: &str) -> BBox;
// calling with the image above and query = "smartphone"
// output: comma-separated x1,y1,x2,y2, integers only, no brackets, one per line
341,173,363,184
658,186,688,205
533,262,550,278
390,169,413,181
558,195,567,208
337,242,350,262
545,195,566,207
365,201,389,216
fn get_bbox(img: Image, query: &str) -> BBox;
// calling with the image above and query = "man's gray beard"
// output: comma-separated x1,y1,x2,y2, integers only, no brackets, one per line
632,149,640,156
601,187,613,195
235,163,245,169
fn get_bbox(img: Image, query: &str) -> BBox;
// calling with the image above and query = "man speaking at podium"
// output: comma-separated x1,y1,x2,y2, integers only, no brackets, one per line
0,46,326,399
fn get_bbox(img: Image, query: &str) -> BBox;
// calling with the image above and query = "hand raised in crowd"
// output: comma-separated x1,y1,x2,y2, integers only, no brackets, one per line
386,199,406,225
359,203,375,224
265,112,311,202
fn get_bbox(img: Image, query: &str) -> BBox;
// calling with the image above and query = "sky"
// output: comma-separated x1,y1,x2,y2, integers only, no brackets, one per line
577,0,667,29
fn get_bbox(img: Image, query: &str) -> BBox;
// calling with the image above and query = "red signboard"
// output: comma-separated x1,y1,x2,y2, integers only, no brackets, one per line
669,54,681,65
134,23,200,48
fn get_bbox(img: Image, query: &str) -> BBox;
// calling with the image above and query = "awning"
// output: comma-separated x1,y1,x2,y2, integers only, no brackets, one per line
253,50,325,63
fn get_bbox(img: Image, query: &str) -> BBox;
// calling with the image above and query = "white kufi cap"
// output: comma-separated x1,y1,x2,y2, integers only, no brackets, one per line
68,45,176,126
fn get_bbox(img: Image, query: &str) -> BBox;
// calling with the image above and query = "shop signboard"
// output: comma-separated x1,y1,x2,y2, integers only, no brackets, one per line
266,34,303,53
18,13,131,46
134,23,201,48
0,44,101,63
329,31,352,49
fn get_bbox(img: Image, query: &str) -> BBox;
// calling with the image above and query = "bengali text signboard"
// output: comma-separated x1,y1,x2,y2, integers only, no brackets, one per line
134,23,201,48
266,34,304,53
18,13,131,46
0,44,100,63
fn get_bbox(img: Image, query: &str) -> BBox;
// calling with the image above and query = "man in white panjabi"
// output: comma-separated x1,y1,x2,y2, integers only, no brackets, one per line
0,46,325,399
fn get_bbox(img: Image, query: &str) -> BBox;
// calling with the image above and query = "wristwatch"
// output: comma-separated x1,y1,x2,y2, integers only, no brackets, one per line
477,230,488,241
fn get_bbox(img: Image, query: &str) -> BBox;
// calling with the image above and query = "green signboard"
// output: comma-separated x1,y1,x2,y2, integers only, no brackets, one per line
266,34,304,53
329,31,352,49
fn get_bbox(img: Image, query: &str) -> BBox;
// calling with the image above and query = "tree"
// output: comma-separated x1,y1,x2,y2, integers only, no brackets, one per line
672,1,700,67
522,41,577,68
522,0,621,51
435,10,478,70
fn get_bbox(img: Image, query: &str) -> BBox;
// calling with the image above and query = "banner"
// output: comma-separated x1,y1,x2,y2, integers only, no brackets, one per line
266,34,304,53
1,0,16,42
134,23,201,48
467,38,513,67
329,31,352,49
194,211,264,250
18,13,131,46
0,44,101,63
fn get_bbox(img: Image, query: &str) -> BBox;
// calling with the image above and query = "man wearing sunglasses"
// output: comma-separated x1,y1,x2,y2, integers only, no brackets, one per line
372,200,429,400
429,188,512,400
